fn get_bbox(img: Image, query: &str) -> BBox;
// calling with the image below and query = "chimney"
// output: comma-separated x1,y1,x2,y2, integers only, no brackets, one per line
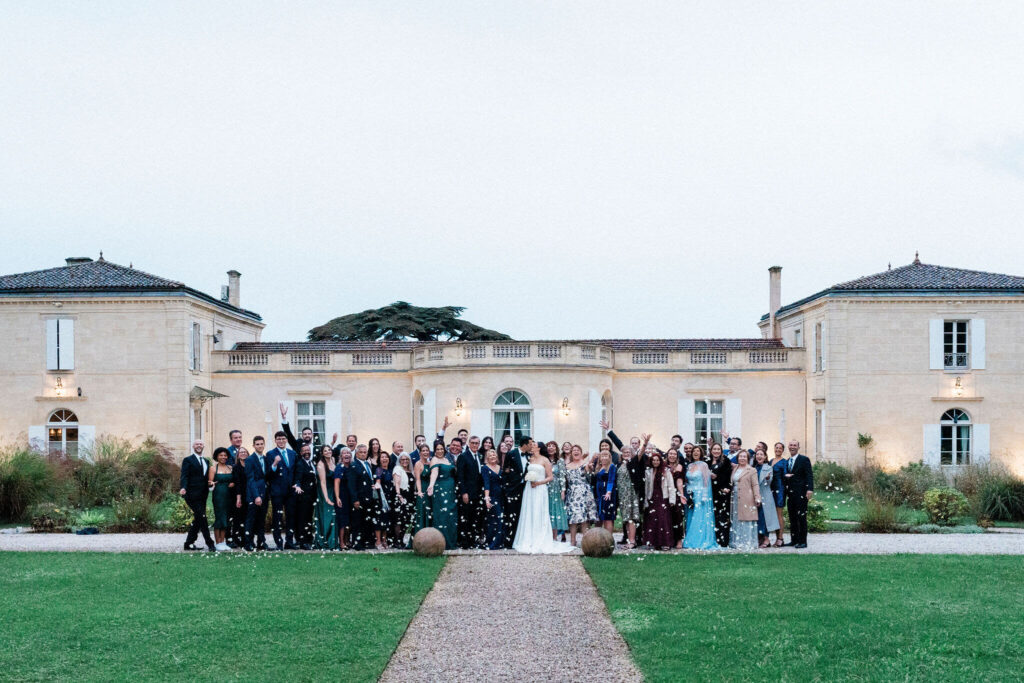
226,270,241,307
65,257,93,266
768,266,782,338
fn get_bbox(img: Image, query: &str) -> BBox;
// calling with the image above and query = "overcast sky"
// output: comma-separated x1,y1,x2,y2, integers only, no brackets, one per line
2,3,1023,341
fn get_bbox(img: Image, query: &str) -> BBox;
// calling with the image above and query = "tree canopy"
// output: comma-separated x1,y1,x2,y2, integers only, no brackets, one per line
307,301,511,342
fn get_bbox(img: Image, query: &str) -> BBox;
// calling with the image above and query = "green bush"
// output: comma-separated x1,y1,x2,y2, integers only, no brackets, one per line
0,448,63,521
813,461,853,492
853,464,897,503
166,495,215,532
891,463,946,508
976,478,1024,522
74,508,109,529
806,498,828,532
859,499,907,533
29,502,74,532
67,437,178,507
923,487,969,525
108,496,158,532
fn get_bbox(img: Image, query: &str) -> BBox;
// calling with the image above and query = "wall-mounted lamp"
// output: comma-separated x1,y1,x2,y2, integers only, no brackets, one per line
954,376,963,397
55,377,64,397
77,386,82,397
454,397,464,418
561,397,570,417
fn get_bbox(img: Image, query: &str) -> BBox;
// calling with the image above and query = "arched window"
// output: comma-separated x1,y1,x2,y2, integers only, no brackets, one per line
940,409,971,466
492,390,532,443
601,391,613,436
413,391,425,441
47,409,79,456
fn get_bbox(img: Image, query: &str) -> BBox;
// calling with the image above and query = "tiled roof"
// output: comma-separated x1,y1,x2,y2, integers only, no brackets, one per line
234,338,783,352
764,260,1024,320
0,258,262,321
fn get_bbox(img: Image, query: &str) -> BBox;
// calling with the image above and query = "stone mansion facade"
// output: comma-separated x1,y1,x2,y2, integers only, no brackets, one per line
2,254,1023,476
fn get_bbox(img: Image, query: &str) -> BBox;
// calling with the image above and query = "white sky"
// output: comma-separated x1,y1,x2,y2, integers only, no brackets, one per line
2,2,1023,341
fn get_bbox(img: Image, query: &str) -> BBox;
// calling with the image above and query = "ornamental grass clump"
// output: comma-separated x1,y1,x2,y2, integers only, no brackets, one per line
0,448,63,521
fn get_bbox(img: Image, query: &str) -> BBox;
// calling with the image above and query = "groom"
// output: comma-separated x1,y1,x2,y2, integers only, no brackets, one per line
501,435,533,548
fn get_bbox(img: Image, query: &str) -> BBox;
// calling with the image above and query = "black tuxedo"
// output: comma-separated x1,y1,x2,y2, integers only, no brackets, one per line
501,448,529,547
456,450,484,549
785,454,814,545
179,453,214,548
281,421,318,458
709,457,733,547
292,458,318,545
347,458,376,549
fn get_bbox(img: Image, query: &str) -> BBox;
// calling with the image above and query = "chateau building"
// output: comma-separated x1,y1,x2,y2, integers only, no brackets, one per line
2,254,1022,476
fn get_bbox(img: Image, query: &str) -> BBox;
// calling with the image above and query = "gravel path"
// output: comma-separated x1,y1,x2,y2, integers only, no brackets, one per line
379,554,643,683
2,531,1023,554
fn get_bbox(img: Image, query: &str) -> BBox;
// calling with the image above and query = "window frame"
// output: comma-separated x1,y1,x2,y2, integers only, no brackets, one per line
296,401,327,446
694,399,724,448
940,408,971,466
47,409,79,456
943,320,970,370
492,389,533,444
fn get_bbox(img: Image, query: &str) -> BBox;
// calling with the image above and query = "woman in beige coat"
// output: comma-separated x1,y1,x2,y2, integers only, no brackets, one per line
729,451,761,550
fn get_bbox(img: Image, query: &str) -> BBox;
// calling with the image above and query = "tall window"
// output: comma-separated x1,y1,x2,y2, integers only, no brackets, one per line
413,391,425,440
943,321,969,370
296,401,326,445
601,391,612,436
190,322,201,371
793,328,802,348
47,409,79,456
814,322,823,372
694,400,723,448
493,390,532,443
940,409,971,465
46,319,75,370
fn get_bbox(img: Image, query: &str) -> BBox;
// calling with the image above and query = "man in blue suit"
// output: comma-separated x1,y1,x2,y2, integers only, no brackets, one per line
244,435,270,551
347,444,376,550
266,430,298,550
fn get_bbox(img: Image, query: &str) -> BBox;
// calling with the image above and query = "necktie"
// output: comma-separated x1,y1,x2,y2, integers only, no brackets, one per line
282,450,289,468
788,457,794,472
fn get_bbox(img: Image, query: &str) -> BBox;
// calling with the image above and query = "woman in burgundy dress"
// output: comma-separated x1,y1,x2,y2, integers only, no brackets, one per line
643,453,677,550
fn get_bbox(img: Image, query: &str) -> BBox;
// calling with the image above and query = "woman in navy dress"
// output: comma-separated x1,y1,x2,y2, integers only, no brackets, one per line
374,452,396,550
481,448,505,549
593,452,618,534
332,448,353,549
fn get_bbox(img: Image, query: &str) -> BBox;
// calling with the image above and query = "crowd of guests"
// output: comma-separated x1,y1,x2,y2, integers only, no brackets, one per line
179,407,814,553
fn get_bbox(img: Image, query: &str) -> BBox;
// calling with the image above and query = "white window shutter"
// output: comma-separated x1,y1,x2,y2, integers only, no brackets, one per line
28,426,46,452
678,398,696,444
59,319,75,370
46,319,59,370
534,409,555,443
923,424,941,466
469,408,488,441
724,398,742,440
811,323,818,371
588,389,602,453
820,321,827,371
973,424,990,464
188,324,196,370
197,323,205,371
971,318,986,370
78,425,95,458
324,400,342,445
928,319,943,370
423,389,437,435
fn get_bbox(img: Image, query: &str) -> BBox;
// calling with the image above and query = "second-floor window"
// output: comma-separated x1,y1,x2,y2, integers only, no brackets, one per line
46,318,75,370
189,322,201,371
814,322,824,372
943,320,969,369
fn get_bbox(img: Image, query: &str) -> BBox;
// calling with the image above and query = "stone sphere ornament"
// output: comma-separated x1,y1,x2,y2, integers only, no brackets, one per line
581,527,615,558
412,527,446,557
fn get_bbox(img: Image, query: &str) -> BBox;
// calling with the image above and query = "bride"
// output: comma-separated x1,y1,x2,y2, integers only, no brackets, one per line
512,440,575,554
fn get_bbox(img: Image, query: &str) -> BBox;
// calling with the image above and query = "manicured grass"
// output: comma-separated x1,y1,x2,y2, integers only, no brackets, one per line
0,552,444,681
585,554,1023,682
816,490,863,521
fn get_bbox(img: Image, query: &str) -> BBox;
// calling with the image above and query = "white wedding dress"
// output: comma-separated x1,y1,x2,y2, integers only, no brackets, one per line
512,463,576,554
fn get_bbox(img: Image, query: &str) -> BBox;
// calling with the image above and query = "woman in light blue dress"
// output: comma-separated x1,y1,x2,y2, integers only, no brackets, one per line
683,446,719,550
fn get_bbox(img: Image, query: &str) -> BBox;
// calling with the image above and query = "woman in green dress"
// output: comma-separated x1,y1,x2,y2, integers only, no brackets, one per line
426,443,458,549
545,441,569,540
208,447,234,551
314,445,339,550
413,444,433,533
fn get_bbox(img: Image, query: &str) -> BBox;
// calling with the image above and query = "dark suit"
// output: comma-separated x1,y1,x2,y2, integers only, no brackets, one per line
456,450,484,549
501,448,528,548
785,454,814,545
228,455,248,546
281,421,318,458
179,453,214,548
347,458,376,549
292,457,318,546
266,446,297,548
244,453,269,549
709,457,733,547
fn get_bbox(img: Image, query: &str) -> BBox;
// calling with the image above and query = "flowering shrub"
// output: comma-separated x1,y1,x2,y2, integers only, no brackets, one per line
923,487,969,525
806,498,828,532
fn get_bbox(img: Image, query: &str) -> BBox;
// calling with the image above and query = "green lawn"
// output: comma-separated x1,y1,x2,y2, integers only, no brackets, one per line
585,554,1023,682
0,552,444,682
816,490,862,521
